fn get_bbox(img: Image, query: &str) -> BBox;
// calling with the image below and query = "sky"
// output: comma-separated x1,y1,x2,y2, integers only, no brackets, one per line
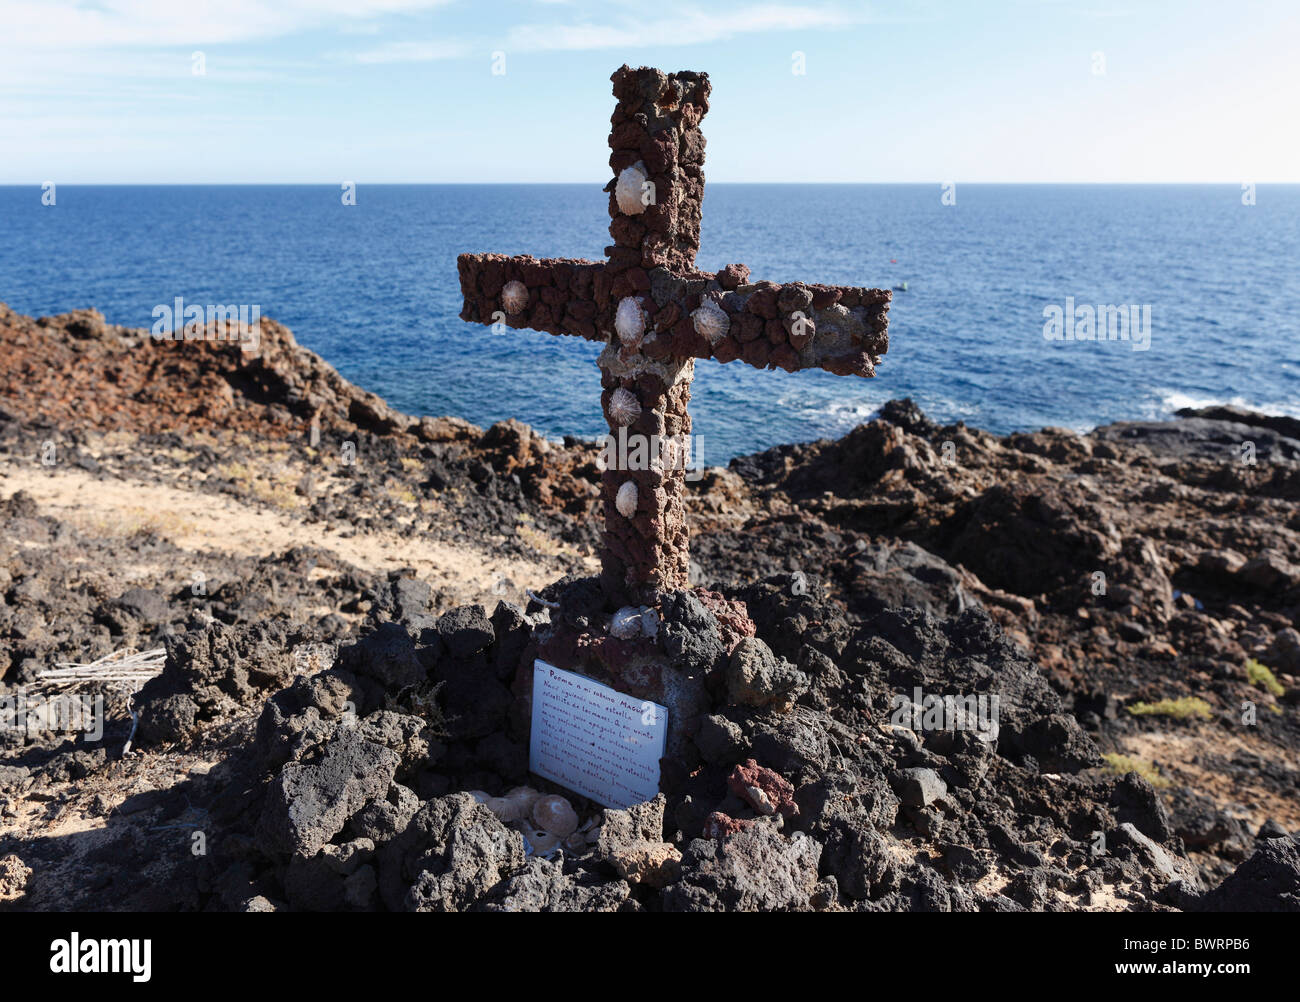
1,0,1297,183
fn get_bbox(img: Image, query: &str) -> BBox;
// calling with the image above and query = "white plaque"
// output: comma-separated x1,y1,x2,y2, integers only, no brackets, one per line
529,660,668,809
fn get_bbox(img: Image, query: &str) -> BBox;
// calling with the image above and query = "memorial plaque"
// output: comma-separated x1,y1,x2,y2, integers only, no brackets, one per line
529,660,667,809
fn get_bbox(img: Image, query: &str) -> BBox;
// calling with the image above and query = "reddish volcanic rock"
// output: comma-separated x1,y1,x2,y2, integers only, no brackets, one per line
702,812,755,840
727,759,799,819
694,589,757,652
717,263,750,290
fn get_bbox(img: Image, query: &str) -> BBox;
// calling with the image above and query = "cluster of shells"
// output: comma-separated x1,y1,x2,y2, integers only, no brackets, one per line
470,787,599,857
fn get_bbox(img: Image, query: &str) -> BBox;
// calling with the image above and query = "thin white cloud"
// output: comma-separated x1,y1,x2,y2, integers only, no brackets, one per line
0,0,457,49
345,39,470,63
329,3,876,65
503,3,873,51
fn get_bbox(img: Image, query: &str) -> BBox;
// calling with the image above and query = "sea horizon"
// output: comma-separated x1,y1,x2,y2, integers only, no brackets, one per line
5,181,1299,187
4,182,1297,460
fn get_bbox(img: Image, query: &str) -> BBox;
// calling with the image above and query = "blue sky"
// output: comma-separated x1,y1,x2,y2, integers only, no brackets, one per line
2,0,1296,183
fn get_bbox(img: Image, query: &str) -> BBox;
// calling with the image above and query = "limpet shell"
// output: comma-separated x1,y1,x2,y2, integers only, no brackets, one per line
486,796,529,823
615,480,638,518
487,786,543,823
615,162,649,215
501,280,528,315
691,298,730,345
524,829,561,856
531,794,579,838
610,606,642,639
615,297,646,346
608,387,641,426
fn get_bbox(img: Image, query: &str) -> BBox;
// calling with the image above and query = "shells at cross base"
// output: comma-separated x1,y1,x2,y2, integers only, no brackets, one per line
615,163,649,215
608,387,641,426
615,297,646,346
522,827,561,856
691,298,730,345
615,480,638,518
486,796,529,823
610,606,643,639
531,794,579,838
501,280,528,315
484,785,539,823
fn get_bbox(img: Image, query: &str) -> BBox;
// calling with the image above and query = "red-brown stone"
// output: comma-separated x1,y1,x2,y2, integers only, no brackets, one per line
811,286,842,309
740,338,770,369
770,344,800,372
702,812,754,839
712,336,741,363
727,759,799,819
733,313,763,343
744,284,779,319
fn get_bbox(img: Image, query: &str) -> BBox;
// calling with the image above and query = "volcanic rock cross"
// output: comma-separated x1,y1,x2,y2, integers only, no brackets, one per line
459,65,890,609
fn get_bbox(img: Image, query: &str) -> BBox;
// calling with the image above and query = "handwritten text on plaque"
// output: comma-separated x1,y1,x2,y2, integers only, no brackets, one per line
529,661,668,809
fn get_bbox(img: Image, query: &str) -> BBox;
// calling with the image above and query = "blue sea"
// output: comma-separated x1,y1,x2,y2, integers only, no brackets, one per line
1,184,1297,461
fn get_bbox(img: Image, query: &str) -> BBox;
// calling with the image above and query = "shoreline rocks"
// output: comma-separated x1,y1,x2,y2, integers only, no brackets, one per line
1,300,1298,911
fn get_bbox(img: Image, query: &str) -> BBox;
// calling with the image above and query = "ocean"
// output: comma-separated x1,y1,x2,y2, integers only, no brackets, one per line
1,183,1297,461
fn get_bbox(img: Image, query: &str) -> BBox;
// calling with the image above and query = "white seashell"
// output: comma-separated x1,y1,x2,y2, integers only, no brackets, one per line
504,786,540,812
746,784,777,816
524,829,561,856
468,790,491,805
691,298,730,345
608,387,641,426
486,796,529,823
501,280,528,315
615,480,638,518
610,606,643,639
615,297,646,346
639,607,660,639
531,794,579,838
615,162,649,215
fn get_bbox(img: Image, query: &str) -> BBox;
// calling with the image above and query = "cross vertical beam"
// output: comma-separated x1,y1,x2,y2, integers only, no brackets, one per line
596,67,713,605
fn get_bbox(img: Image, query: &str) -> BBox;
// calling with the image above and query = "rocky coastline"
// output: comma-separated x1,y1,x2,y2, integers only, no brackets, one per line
1,302,1297,912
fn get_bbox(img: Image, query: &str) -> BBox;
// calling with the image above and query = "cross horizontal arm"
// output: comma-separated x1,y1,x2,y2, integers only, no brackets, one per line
631,264,890,378
458,253,606,341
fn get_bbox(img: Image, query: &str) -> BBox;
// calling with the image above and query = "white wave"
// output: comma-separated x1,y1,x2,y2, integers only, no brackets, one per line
776,392,884,426
1158,390,1300,420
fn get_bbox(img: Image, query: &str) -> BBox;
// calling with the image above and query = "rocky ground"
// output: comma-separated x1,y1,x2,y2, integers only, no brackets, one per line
0,303,1297,911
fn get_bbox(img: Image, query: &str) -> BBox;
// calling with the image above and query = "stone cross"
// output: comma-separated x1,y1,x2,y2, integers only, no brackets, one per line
459,65,890,608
